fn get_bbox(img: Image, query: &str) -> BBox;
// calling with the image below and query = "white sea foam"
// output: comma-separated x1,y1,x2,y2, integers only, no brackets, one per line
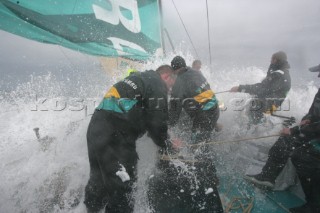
116,164,130,182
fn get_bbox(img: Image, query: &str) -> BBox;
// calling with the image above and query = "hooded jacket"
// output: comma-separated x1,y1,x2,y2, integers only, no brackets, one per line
238,61,291,111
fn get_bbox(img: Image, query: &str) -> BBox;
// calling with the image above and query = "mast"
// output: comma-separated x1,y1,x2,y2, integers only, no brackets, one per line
206,0,212,67
158,0,166,56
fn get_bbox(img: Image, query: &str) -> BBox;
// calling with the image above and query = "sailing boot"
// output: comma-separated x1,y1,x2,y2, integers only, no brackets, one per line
244,156,286,189
244,173,275,188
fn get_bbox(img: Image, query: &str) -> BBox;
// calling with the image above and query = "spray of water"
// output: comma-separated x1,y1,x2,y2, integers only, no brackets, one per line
0,51,318,212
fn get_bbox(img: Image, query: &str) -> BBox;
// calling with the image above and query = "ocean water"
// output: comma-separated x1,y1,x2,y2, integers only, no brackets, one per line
0,51,318,212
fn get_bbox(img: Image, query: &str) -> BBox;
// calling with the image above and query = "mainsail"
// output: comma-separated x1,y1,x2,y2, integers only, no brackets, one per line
0,0,162,61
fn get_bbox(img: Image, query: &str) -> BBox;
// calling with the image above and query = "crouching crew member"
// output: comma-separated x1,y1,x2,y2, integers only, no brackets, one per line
84,65,176,212
169,56,220,143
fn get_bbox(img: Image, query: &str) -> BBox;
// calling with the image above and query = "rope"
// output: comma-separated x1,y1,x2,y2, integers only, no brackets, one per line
159,153,201,163
160,156,200,163
215,90,230,94
171,0,199,58
221,177,255,212
205,0,212,66
225,197,254,213
188,134,281,148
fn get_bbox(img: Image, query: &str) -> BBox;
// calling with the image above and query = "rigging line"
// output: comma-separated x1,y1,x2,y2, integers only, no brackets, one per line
164,28,175,53
71,0,78,14
188,134,281,148
171,0,199,58
158,0,166,55
205,0,212,66
56,2,81,72
215,90,230,94
58,46,78,71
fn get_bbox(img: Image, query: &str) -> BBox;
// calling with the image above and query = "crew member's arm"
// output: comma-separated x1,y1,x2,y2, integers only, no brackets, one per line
142,89,171,147
282,89,320,138
281,119,320,138
147,121,170,148
236,72,284,96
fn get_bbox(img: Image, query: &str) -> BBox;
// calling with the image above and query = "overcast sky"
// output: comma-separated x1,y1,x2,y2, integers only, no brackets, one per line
1,0,320,90
162,0,320,71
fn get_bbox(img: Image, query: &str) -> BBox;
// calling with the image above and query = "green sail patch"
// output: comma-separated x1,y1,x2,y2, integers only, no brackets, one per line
0,0,162,60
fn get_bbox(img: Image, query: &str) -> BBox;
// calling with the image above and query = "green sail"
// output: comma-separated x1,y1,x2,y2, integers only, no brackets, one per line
0,0,162,60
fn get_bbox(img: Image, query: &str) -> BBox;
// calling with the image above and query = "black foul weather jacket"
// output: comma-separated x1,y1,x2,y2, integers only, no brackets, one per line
169,67,219,135
95,70,170,148
291,89,320,141
238,62,291,112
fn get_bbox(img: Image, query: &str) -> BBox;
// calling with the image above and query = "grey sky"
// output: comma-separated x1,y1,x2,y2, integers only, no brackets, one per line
161,0,320,82
1,0,320,89
162,0,320,55
0,31,100,91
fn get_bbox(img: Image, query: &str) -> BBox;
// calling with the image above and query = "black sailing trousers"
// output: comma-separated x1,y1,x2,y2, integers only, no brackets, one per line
261,135,320,211
261,135,301,180
148,155,224,213
291,143,320,212
84,110,139,213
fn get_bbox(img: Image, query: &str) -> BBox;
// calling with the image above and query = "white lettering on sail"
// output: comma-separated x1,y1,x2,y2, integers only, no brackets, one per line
108,37,146,55
93,0,141,33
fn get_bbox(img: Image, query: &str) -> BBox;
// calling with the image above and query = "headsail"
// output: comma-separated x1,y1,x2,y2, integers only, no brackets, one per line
0,0,162,60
